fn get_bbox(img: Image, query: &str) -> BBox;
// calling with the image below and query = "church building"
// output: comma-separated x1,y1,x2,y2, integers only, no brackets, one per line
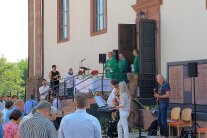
27,0,207,127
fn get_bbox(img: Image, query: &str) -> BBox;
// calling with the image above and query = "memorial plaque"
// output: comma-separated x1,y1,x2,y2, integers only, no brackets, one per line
195,64,207,105
169,65,184,103
184,78,192,92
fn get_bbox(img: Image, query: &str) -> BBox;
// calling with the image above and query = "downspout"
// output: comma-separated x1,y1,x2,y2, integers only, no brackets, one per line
41,0,44,79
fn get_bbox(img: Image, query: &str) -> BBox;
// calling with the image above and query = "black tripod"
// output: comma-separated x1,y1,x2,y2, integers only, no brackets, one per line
133,99,147,138
183,77,200,138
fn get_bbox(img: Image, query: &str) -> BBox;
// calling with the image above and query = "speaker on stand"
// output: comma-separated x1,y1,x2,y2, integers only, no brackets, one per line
183,62,199,138
99,54,106,95
113,49,119,61
99,54,106,64
188,62,198,77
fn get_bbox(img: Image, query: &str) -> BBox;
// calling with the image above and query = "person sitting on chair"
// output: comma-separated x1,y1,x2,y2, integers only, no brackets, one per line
107,80,118,107
39,79,50,101
107,80,119,120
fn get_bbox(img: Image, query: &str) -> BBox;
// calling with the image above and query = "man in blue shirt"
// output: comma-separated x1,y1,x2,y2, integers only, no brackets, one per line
11,99,25,119
24,94,38,115
58,93,102,138
154,74,170,138
2,100,14,124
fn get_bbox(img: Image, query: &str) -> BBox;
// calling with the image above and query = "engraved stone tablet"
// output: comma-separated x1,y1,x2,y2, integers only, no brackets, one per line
169,65,184,103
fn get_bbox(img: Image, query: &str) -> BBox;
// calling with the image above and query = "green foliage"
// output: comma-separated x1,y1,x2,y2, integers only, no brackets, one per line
17,59,28,86
0,57,28,96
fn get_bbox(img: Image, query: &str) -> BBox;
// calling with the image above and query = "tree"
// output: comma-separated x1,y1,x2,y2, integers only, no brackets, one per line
0,57,27,96
17,59,28,86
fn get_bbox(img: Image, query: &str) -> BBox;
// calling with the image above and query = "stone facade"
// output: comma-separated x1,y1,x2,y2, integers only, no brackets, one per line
27,0,43,99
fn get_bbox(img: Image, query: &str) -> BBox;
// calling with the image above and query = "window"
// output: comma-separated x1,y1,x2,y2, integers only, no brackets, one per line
91,0,107,36
57,0,69,43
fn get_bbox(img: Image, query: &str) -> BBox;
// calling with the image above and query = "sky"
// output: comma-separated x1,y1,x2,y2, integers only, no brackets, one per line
0,0,28,62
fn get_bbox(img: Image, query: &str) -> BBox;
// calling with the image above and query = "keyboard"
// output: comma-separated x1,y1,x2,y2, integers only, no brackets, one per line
97,106,117,113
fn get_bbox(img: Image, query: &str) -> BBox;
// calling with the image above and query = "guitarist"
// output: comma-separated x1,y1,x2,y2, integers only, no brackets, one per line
154,74,170,138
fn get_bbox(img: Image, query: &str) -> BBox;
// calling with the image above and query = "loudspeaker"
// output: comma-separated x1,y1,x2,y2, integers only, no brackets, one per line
113,49,119,61
187,62,198,77
99,54,106,63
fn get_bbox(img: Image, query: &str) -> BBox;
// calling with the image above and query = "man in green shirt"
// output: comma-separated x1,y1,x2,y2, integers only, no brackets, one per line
118,53,128,82
104,52,119,80
133,49,139,74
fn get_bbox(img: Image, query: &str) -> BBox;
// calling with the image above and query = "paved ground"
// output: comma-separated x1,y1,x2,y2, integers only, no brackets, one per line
129,132,157,138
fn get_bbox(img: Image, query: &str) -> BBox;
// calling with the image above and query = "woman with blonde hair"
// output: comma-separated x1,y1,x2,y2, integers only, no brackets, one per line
116,81,131,138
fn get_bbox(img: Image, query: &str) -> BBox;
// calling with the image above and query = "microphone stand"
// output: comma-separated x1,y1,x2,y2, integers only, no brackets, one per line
133,99,147,138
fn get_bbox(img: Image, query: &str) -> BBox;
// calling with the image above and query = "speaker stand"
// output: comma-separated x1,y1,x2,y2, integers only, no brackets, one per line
133,99,147,138
182,77,200,138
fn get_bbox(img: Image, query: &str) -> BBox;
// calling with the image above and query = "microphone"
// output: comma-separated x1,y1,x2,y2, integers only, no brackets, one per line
80,58,86,62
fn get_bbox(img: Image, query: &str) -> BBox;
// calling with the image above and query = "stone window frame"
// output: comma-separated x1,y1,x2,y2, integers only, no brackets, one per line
57,0,70,43
90,0,107,36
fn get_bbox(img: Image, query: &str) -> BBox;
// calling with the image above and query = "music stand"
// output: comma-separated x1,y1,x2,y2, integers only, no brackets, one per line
79,66,90,74
133,99,147,138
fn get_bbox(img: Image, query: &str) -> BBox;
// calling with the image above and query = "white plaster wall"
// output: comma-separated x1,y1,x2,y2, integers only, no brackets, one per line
161,0,207,77
43,0,136,80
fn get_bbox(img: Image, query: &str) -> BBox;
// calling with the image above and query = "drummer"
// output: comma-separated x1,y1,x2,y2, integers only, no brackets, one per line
107,80,119,120
107,80,118,107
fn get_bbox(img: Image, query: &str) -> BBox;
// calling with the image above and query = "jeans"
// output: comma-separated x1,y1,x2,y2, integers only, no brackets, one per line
117,115,129,138
67,87,74,98
158,101,169,137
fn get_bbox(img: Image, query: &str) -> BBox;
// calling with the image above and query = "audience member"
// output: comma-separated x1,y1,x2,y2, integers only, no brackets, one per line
2,100,14,124
24,93,38,115
20,107,37,125
58,93,102,138
116,82,131,138
13,100,24,118
39,79,50,100
65,68,76,98
0,111,4,138
19,101,57,138
0,98,4,111
49,106,59,130
50,93,62,111
11,95,18,103
3,109,22,138
4,96,9,101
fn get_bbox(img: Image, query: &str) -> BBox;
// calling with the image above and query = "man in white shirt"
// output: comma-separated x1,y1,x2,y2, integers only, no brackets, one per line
107,80,118,107
39,79,50,100
58,93,102,138
64,68,76,98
